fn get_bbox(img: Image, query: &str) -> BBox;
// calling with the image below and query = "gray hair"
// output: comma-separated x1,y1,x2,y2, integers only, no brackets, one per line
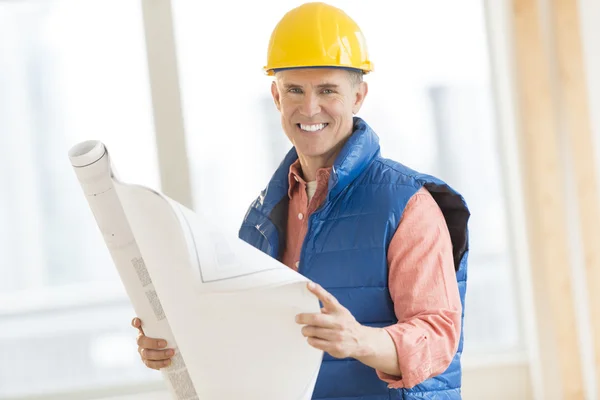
348,70,364,86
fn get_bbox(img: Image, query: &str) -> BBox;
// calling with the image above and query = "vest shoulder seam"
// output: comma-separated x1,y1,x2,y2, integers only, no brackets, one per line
356,158,424,188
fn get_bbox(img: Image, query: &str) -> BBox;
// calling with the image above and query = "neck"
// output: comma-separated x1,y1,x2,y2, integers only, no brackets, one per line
297,153,337,181
296,128,355,181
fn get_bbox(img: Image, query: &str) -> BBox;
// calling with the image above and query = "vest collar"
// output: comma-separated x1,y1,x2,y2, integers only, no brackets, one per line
327,117,380,200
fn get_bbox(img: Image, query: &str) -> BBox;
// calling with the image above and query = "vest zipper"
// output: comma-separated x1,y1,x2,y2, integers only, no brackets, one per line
298,208,323,276
297,214,312,275
299,194,332,275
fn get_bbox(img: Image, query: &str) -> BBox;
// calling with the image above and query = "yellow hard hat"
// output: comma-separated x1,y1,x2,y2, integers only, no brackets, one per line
264,2,373,76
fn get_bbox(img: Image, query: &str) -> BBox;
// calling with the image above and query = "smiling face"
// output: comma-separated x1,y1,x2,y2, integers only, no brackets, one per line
271,68,368,172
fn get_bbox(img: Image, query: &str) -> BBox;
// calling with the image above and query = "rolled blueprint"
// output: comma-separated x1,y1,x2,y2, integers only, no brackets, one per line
68,141,322,400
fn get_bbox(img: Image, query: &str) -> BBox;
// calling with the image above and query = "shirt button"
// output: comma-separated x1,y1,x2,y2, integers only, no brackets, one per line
298,213,304,220
295,261,299,269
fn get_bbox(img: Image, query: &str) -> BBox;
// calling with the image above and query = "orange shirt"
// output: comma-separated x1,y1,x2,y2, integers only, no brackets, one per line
281,160,462,388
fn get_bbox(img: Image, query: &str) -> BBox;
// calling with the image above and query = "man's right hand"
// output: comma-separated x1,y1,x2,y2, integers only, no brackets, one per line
132,317,174,370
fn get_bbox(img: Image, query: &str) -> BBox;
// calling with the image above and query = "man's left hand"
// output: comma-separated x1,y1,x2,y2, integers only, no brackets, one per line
296,282,367,359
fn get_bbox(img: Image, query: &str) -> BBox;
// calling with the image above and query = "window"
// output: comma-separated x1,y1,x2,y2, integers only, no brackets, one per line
0,1,526,398
173,0,521,356
0,0,161,396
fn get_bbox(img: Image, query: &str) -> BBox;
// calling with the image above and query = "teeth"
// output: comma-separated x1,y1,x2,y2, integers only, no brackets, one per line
299,123,327,132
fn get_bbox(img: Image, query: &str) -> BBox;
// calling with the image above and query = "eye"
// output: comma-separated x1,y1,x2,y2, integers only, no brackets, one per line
288,88,303,94
322,89,335,94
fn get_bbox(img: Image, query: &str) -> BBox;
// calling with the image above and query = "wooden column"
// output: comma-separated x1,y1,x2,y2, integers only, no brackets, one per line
551,0,600,388
511,0,585,398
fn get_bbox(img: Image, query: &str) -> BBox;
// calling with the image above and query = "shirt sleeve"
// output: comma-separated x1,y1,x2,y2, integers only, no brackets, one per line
375,187,462,389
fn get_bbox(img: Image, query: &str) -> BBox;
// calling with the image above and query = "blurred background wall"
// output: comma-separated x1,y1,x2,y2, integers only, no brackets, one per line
0,0,598,399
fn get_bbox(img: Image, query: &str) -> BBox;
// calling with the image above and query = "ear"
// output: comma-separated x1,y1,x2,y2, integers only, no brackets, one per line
271,81,281,112
352,81,368,115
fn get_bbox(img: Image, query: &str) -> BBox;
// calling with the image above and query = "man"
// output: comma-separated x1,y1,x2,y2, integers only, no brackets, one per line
133,2,470,399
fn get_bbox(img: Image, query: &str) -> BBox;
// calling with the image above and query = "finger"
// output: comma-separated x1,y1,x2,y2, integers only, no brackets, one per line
141,348,175,361
306,337,331,352
301,325,339,341
307,337,345,358
143,358,172,370
132,318,144,334
137,334,168,350
307,282,339,310
296,312,336,328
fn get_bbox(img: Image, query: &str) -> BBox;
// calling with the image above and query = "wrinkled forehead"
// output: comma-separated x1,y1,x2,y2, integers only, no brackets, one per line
274,67,355,86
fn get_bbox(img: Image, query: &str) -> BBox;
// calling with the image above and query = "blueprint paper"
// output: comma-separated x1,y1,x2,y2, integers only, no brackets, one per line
68,140,322,400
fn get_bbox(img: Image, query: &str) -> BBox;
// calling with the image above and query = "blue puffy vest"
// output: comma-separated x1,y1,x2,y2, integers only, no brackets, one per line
239,117,470,400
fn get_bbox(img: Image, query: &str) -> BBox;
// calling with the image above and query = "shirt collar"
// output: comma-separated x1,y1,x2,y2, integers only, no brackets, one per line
287,159,332,199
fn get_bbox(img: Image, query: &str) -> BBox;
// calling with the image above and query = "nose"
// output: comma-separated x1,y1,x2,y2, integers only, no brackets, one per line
299,93,321,118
